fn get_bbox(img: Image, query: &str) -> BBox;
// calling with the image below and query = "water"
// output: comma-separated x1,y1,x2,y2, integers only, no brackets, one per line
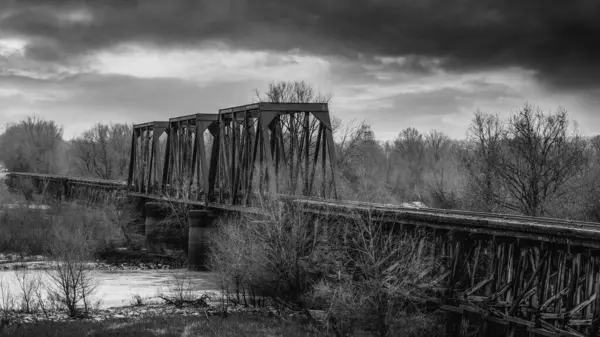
0,174,222,310
0,269,221,309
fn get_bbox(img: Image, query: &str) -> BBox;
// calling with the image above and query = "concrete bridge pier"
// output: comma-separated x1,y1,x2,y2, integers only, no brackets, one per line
187,209,215,271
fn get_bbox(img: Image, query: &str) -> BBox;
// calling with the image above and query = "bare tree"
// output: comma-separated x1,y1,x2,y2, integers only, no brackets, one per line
255,80,331,104
496,105,587,216
0,276,15,325
570,136,600,221
14,269,41,313
208,198,339,311
459,111,504,212
335,120,390,202
424,130,458,208
336,119,376,168
71,123,132,180
591,135,600,157
390,127,426,198
46,231,100,318
425,130,451,188
0,117,64,173
46,254,99,318
254,81,334,196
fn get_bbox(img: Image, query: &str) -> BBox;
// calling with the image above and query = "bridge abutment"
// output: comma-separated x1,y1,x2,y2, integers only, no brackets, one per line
187,209,215,271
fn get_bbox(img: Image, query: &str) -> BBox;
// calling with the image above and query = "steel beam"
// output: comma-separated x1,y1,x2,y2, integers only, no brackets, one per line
213,102,338,205
127,121,168,195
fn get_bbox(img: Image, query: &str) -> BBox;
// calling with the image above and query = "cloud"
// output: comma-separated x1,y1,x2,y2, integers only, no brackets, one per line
0,0,599,141
0,72,270,138
0,0,599,90
91,45,331,84
331,72,527,139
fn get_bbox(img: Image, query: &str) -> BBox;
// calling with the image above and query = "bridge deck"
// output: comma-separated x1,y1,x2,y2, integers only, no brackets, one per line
7,172,600,248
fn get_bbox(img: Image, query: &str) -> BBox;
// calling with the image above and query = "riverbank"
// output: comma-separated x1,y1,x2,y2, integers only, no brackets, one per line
0,309,325,337
0,247,186,271
1,174,188,272
0,301,321,325
1,296,328,336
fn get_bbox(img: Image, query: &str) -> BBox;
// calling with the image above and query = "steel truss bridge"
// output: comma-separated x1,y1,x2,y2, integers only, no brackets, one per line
6,102,600,337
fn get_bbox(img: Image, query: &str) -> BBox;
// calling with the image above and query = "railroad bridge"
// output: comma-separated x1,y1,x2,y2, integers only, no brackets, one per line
6,102,600,337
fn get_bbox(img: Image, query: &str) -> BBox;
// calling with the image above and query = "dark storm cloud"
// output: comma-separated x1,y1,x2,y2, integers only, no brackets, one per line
0,72,263,121
1,0,599,88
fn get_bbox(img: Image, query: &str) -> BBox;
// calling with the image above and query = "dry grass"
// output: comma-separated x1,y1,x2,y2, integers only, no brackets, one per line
1,313,323,337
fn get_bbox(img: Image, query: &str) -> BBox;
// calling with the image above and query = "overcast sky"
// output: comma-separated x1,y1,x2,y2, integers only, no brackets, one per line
1,0,599,140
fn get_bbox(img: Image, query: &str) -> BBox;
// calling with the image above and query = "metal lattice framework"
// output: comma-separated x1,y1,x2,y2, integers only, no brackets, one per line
213,102,338,205
161,113,219,201
127,121,168,195
300,199,600,336
127,103,338,205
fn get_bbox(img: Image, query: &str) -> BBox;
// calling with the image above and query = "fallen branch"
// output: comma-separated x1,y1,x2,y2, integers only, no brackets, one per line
157,294,210,308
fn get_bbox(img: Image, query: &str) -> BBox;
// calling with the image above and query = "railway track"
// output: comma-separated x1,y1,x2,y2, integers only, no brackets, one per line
5,172,126,187
7,172,600,246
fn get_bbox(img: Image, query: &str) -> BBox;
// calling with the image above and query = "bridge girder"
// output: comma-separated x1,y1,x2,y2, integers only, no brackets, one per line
127,103,338,206
127,121,168,195
214,102,338,205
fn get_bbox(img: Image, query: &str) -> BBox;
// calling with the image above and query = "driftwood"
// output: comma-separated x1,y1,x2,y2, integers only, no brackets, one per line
157,294,210,309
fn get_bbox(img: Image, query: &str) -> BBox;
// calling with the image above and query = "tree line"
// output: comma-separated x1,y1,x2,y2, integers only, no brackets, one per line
0,117,132,180
1,82,598,221
335,105,600,221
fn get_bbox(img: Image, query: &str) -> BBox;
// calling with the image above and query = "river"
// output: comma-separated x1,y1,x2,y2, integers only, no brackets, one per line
1,173,221,310
0,269,221,309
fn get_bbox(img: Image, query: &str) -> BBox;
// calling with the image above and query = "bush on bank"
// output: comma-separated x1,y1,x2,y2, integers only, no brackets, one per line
208,199,443,337
0,202,123,257
0,177,126,257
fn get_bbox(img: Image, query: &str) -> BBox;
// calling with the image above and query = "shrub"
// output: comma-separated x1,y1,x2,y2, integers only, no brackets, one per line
13,269,41,313
208,200,442,336
158,273,210,308
0,206,50,255
0,276,15,322
321,213,441,337
208,199,340,310
158,201,190,253
45,242,100,318
0,200,124,256
427,187,460,210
